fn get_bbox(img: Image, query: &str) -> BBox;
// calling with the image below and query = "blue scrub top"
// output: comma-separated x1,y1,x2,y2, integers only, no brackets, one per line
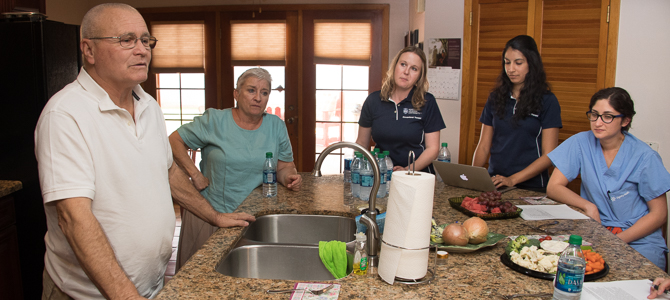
549,131,670,269
358,88,446,173
177,108,294,213
479,92,562,189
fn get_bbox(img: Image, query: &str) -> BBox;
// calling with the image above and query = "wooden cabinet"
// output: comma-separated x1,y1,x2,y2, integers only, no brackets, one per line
0,193,23,300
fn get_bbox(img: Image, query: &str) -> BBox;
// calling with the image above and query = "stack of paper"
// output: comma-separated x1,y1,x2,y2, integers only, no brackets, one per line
582,280,669,300
517,204,590,220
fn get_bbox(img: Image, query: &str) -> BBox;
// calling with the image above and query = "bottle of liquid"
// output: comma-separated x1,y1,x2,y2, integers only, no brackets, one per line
263,152,277,197
383,150,393,183
437,142,451,163
376,152,387,198
351,152,362,198
436,143,451,182
343,154,353,183
359,157,373,201
552,235,585,300
353,232,368,275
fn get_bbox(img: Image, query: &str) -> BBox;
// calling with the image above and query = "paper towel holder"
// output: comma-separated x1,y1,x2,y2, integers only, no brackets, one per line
406,151,422,176
381,240,436,285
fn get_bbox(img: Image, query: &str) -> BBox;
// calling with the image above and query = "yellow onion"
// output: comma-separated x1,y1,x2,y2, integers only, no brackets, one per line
462,217,489,244
442,223,469,246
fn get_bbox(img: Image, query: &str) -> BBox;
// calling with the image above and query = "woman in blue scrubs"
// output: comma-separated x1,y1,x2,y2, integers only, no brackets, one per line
548,87,670,269
356,46,446,173
472,35,562,192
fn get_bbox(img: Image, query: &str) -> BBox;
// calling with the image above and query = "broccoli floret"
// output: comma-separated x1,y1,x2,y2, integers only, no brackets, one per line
525,239,541,248
515,235,528,245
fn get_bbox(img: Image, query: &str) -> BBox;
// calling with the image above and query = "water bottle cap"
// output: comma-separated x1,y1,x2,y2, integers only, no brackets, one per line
373,148,380,153
265,152,273,158
441,142,448,147
355,152,363,158
383,150,390,155
568,235,582,245
377,153,384,158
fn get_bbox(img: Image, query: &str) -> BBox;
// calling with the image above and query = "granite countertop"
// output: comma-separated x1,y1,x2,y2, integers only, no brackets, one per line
0,180,22,198
157,174,669,299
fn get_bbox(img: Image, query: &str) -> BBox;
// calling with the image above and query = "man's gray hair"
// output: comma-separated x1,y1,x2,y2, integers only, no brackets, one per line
81,3,140,39
236,68,272,90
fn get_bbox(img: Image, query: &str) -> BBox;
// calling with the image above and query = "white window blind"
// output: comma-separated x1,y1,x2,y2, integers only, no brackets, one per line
150,22,205,73
314,20,371,65
231,21,286,63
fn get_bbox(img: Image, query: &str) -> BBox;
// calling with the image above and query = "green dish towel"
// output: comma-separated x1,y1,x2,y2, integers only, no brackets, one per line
318,240,347,279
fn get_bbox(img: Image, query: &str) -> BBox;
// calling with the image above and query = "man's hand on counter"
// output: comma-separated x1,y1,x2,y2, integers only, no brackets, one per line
214,212,256,228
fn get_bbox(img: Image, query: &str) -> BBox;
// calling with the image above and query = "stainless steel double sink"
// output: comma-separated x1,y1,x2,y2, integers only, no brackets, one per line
215,214,356,281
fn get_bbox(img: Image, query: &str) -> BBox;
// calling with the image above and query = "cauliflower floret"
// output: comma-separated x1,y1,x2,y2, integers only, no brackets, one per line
537,254,559,273
512,246,560,273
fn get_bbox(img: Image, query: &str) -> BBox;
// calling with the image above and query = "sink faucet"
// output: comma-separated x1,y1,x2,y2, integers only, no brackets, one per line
311,141,381,271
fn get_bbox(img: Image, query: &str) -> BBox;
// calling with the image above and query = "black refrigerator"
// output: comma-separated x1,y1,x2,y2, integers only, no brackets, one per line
0,14,80,300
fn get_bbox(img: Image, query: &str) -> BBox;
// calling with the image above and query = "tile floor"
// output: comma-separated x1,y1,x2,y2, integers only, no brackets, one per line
164,204,181,283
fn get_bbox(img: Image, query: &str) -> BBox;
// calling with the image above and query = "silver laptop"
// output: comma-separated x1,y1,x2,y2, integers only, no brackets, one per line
432,160,516,193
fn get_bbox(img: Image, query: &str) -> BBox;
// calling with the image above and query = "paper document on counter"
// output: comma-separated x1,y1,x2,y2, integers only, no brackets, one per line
517,204,590,220
582,280,669,300
289,283,340,300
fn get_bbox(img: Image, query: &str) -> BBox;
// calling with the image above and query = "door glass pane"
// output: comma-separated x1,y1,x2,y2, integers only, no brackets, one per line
315,90,341,122
316,64,342,89
182,90,206,121
315,122,341,153
233,66,286,120
315,64,369,174
181,73,205,89
342,65,369,90
342,90,367,122
315,154,342,175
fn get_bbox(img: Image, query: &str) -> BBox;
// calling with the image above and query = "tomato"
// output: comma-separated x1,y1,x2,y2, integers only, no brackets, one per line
539,236,552,242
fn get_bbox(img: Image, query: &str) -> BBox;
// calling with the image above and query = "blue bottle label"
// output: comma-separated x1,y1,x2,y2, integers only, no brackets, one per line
379,172,386,184
352,172,360,184
387,170,393,181
361,175,373,187
554,267,584,294
263,170,276,184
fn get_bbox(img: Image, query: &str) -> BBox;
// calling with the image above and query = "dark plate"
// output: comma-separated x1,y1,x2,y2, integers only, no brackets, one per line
448,196,522,220
500,253,609,281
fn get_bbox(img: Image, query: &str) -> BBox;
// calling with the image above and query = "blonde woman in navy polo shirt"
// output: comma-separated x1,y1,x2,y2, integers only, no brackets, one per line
472,35,562,192
356,46,446,173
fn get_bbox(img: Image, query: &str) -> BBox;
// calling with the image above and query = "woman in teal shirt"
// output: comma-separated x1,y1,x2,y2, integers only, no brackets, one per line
169,68,302,270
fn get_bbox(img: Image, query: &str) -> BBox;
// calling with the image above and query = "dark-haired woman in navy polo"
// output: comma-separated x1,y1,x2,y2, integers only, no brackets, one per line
473,35,562,192
356,46,446,173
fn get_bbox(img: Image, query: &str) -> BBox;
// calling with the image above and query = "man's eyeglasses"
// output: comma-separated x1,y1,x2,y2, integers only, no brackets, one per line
88,34,157,50
586,111,624,124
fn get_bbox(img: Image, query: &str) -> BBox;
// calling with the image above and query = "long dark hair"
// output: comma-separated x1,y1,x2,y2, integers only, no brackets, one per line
492,35,550,122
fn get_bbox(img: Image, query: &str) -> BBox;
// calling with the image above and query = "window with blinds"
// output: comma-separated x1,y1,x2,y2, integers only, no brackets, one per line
150,22,205,73
314,20,371,66
313,20,372,174
231,21,286,65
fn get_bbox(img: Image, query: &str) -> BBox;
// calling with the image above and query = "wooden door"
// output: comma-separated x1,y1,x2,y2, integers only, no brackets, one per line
460,0,619,165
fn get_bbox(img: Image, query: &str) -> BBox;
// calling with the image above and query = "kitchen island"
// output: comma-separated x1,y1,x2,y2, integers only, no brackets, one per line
157,174,669,299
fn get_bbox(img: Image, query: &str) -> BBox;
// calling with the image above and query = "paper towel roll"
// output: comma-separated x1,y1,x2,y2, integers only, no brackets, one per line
378,171,435,284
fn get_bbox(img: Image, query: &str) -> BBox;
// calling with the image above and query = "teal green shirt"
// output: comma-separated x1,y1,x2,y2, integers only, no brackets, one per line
177,108,293,213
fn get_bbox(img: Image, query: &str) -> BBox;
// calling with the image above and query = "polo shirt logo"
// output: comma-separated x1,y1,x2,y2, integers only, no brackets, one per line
404,108,421,115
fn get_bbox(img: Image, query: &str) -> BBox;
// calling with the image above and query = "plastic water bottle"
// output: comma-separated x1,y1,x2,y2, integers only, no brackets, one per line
383,150,393,185
351,152,362,198
376,152,387,198
552,235,585,300
262,152,277,197
437,142,451,163
436,143,451,182
359,157,373,201
343,155,353,183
